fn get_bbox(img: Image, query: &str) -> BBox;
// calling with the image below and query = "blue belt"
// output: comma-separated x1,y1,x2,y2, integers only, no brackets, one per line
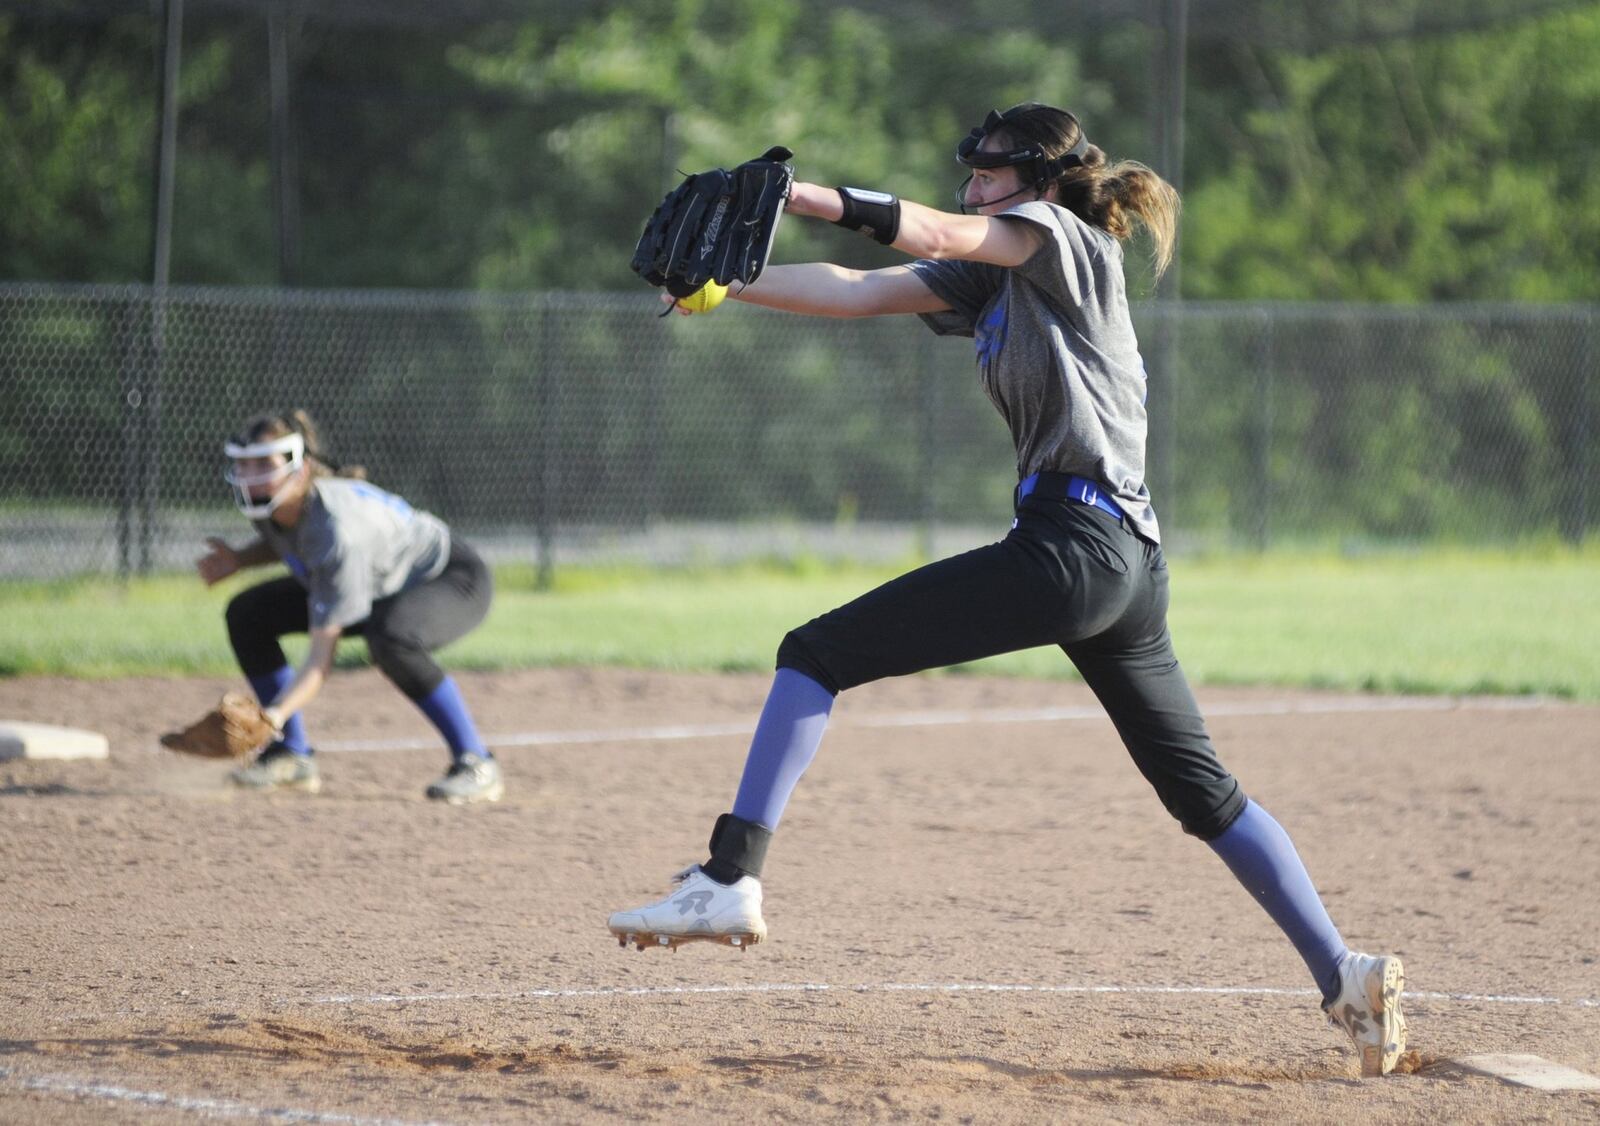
1016,472,1126,521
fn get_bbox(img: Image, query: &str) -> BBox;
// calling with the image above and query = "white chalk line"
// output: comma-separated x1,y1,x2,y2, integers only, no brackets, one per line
0,1065,446,1126
319,694,1556,753
294,980,1600,1010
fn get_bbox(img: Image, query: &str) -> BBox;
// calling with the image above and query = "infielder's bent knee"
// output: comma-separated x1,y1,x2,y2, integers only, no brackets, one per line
365,632,444,701
225,590,290,673
224,587,273,637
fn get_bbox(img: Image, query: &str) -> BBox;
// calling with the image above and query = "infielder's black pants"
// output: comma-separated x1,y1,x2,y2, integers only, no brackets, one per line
227,539,493,701
775,497,1247,840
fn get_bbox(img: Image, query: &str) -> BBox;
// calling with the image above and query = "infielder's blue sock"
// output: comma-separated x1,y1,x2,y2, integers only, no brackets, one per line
1207,799,1347,1004
730,668,835,830
247,666,310,755
415,677,489,761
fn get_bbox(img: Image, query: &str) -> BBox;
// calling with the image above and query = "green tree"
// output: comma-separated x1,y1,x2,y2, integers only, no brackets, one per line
0,14,270,284
1180,4,1600,300
428,0,1103,287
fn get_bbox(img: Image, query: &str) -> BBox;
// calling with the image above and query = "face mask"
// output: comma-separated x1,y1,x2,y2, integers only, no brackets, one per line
955,106,1090,214
223,432,305,518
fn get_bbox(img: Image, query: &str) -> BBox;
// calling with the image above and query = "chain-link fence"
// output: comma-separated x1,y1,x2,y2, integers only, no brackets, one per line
1,283,1594,579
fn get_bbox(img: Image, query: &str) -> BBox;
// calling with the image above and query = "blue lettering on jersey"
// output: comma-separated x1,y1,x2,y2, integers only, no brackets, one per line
975,301,1008,369
349,481,414,521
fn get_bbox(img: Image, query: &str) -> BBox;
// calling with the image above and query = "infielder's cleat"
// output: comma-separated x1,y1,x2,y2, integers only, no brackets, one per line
1324,951,1406,1077
230,741,321,793
425,753,504,804
607,865,767,951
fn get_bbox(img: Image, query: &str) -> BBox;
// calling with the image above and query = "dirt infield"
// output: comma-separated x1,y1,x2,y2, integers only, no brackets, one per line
2,667,1597,1123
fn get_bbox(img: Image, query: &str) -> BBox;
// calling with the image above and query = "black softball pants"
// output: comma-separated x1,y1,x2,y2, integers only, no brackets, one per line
775,497,1247,840
226,539,493,701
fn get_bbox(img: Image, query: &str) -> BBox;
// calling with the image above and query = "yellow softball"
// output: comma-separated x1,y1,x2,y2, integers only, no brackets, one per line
678,281,728,314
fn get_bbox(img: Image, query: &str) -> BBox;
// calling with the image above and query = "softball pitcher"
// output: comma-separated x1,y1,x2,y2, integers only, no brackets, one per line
196,409,502,803
609,104,1406,1076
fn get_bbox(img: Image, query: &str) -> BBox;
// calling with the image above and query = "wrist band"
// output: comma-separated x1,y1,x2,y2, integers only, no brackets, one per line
832,186,901,245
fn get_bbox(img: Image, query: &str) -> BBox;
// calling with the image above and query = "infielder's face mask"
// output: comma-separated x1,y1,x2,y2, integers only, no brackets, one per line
956,106,1090,213
223,432,305,519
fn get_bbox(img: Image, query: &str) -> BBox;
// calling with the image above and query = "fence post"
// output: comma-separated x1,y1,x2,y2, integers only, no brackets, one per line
116,294,145,581
916,331,940,560
141,0,182,574
1147,0,1186,536
644,306,667,529
1250,308,1273,551
1565,311,1596,544
268,0,302,287
534,299,557,589
1148,304,1179,533
140,293,164,574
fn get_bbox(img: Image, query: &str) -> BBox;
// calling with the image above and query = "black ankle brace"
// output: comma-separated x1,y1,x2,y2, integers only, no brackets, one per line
702,812,772,885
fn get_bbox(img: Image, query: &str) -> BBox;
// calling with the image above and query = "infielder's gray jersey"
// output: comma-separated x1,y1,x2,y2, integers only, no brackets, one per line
906,199,1159,542
256,478,451,629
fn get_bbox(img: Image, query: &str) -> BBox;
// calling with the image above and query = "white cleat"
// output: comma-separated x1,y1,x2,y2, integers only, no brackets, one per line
607,865,767,951
1324,951,1407,1077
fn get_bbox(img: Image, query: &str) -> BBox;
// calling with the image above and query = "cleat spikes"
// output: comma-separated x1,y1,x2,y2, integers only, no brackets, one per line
607,927,764,952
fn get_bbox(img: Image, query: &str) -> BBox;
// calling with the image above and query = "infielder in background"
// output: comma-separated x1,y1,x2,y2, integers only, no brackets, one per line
195,410,502,803
611,104,1407,1076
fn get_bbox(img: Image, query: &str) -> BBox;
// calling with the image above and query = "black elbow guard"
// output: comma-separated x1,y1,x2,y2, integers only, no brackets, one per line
832,186,901,245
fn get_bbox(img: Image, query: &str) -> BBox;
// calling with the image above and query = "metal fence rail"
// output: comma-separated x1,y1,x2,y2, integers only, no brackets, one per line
1,283,1593,579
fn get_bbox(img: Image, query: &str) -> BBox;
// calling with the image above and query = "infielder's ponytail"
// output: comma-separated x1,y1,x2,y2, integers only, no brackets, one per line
236,410,368,481
988,106,1181,280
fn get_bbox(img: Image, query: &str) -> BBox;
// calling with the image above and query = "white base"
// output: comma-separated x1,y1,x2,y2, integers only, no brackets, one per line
1456,1054,1600,1092
0,721,110,761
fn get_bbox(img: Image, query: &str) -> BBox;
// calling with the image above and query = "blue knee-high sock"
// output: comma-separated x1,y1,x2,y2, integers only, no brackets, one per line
1207,799,1348,1004
415,677,488,761
246,666,309,755
730,668,835,830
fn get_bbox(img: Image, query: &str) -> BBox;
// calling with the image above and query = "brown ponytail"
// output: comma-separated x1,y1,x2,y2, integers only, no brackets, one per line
990,106,1181,279
236,410,367,480
1057,158,1180,279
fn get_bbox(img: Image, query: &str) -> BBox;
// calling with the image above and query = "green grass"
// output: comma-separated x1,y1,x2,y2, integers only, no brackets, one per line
2,547,1596,699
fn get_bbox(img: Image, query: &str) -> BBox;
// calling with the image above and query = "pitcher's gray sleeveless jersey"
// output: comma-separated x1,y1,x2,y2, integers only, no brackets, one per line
257,477,451,629
907,199,1159,542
